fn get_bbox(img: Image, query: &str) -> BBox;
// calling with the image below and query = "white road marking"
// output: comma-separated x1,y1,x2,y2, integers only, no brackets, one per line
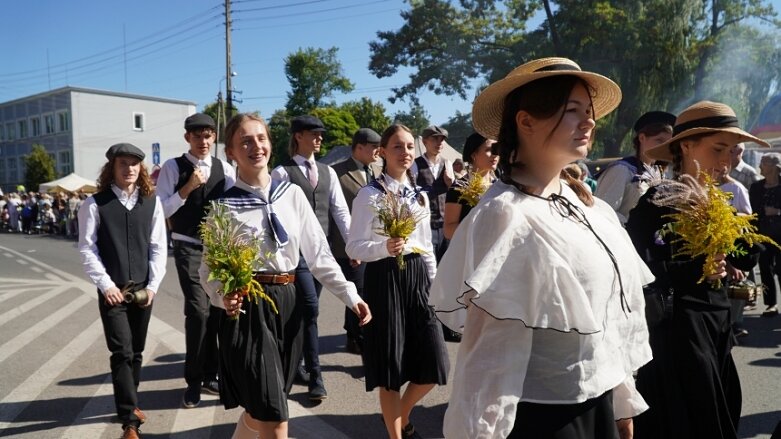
0,286,68,328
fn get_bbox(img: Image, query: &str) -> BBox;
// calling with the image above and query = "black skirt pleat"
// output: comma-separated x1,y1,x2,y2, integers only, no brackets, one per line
362,254,449,392
508,390,618,439
218,282,302,422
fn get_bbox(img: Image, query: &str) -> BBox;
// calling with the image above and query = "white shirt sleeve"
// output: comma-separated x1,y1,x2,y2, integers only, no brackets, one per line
270,165,289,182
146,197,168,294
156,159,186,218
77,197,115,294
221,159,237,191
419,194,437,281
732,183,752,215
346,187,392,262
612,376,649,420
595,165,632,223
327,166,351,242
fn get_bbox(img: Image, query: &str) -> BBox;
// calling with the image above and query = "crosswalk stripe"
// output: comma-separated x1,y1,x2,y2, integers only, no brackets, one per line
60,338,161,439
0,286,67,328
0,292,92,364
0,319,103,432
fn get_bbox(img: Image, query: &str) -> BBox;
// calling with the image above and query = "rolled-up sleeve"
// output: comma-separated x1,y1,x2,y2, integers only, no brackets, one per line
612,376,649,420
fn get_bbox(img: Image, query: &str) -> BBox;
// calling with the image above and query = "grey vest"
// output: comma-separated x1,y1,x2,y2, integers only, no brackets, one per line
414,156,447,229
170,155,226,239
282,159,332,235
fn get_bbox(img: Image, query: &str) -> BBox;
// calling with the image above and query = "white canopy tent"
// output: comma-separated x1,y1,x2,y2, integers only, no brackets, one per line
38,173,98,194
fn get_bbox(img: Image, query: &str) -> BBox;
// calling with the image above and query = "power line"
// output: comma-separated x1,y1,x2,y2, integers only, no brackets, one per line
235,6,399,31
233,0,332,13
232,0,392,22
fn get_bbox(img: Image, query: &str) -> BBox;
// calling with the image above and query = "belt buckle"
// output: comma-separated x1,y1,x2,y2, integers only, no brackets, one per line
277,274,290,285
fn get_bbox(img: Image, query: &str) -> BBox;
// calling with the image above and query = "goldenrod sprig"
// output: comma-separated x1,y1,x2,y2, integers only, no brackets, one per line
372,182,427,269
455,170,489,207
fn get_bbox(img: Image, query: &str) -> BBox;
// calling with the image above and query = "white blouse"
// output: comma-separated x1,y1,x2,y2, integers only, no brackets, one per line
430,181,654,439
199,178,361,310
346,173,436,281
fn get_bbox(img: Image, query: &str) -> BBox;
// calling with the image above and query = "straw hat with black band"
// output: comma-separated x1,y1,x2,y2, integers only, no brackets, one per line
645,101,770,163
472,57,623,140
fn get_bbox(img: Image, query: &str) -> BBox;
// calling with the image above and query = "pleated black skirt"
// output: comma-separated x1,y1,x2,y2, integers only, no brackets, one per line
218,282,303,422
508,390,618,439
362,254,449,392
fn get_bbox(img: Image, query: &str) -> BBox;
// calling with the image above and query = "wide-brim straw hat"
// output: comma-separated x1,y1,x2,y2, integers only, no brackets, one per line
646,100,770,162
472,57,622,140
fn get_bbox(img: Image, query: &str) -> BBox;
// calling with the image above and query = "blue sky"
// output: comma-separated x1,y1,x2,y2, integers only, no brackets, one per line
0,0,483,125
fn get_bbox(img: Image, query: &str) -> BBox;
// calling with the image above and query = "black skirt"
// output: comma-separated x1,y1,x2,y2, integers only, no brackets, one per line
218,282,303,422
362,254,449,392
508,391,618,439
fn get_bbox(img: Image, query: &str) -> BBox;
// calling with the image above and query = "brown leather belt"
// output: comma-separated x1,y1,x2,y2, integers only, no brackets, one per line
253,273,296,285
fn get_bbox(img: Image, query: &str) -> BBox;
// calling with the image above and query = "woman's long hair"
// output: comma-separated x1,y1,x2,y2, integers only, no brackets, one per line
96,156,154,197
380,124,425,206
496,75,595,205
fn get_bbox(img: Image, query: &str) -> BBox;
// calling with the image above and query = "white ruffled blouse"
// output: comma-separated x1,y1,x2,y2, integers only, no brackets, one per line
430,180,654,439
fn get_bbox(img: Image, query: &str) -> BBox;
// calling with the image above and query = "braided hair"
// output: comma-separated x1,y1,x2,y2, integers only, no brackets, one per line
379,124,426,206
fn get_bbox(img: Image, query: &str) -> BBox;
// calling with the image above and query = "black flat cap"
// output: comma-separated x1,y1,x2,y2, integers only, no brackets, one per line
184,113,216,131
422,125,448,139
633,111,676,133
290,115,326,133
352,128,381,146
106,143,145,160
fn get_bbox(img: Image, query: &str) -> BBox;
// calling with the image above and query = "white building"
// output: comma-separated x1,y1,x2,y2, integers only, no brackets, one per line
0,86,197,193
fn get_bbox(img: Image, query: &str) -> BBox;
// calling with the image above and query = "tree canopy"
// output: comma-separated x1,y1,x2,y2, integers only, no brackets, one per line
285,47,354,116
24,144,57,191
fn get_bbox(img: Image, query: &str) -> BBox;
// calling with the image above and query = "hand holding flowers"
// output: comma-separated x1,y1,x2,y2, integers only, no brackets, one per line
373,183,427,269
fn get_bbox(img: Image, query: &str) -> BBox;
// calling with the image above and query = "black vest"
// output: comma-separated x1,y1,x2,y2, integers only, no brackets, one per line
414,156,447,228
282,159,331,235
170,155,226,238
94,190,155,288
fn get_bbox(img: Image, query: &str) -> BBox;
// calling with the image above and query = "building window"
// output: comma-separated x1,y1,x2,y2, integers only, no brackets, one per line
44,114,55,134
59,150,72,175
6,123,15,140
133,112,145,131
18,120,28,139
0,124,4,141
57,111,70,132
0,158,5,183
7,157,17,184
31,117,41,137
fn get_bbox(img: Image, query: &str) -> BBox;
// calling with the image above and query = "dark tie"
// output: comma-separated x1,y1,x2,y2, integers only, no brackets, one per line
304,161,318,188
363,165,373,185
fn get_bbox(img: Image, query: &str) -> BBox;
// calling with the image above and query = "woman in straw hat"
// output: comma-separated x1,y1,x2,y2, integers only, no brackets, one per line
430,57,654,439
749,152,781,316
626,101,768,439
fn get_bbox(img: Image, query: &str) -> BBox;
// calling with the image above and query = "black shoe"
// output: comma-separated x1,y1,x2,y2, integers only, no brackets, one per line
733,327,749,338
295,363,310,385
308,374,328,401
402,422,423,439
345,337,363,355
202,379,219,395
442,325,462,343
182,384,200,408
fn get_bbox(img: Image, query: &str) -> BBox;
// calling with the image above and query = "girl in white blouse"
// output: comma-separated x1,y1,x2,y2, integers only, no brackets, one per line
347,124,450,439
429,57,653,439
199,114,371,439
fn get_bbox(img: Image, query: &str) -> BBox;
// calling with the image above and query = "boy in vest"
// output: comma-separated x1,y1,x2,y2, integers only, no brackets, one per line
78,143,167,439
156,113,236,408
271,115,353,401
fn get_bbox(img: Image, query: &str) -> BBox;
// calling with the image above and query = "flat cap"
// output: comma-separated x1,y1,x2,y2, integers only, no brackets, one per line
352,128,381,146
106,143,145,160
184,113,216,131
421,125,448,139
633,111,676,133
290,115,326,133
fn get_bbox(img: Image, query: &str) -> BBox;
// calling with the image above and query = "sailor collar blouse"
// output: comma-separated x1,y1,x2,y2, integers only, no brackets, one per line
430,180,654,439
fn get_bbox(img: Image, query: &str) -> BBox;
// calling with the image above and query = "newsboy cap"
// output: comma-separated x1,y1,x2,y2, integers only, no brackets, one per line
106,143,145,160
290,115,326,133
421,125,449,139
352,128,381,146
184,113,216,131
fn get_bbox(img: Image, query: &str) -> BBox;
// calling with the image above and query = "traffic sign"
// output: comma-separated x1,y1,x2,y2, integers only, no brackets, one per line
153,151,160,165
152,142,160,154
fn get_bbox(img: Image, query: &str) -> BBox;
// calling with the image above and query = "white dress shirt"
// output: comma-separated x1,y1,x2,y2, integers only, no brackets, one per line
271,154,351,241
411,153,454,181
430,181,654,438
346,174,436,281
720,180,752,215
78,185,167,295
157,152,236,244
199,178,361,310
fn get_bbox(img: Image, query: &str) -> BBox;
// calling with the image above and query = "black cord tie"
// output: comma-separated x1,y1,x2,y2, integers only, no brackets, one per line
515,182,632,316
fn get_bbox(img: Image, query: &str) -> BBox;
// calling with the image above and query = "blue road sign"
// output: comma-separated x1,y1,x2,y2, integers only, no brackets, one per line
153,151,160,165
152,142,160,154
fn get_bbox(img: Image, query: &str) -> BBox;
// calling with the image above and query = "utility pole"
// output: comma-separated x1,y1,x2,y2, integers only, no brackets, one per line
225,0,234,118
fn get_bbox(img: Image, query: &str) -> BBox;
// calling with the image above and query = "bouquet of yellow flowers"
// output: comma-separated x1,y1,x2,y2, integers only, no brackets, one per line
455,170,489,207
373,183,428,269
653,173,779,286
200,201,277,318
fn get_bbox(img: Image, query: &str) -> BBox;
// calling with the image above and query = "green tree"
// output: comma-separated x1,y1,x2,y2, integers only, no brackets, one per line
312,107,360,155
441,111,473,152
203,99,226,143
285,47,355,115
268,109,292,168
393,103,431,136
24,144,57,191
340,97,393,133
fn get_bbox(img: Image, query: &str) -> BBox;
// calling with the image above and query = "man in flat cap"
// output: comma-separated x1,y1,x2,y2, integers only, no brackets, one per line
271,115,354,401
78,143,167,439
330,127,381,355
156,113,236,408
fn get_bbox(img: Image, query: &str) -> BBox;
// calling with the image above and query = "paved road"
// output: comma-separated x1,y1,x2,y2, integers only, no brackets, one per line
0,232,779,438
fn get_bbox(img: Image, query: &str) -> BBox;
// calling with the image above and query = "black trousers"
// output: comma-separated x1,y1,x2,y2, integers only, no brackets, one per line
98,291,152,426
336,257,365,342
758,244,780,306
295,257,323,376
173,240,220,387
431,226,445,263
